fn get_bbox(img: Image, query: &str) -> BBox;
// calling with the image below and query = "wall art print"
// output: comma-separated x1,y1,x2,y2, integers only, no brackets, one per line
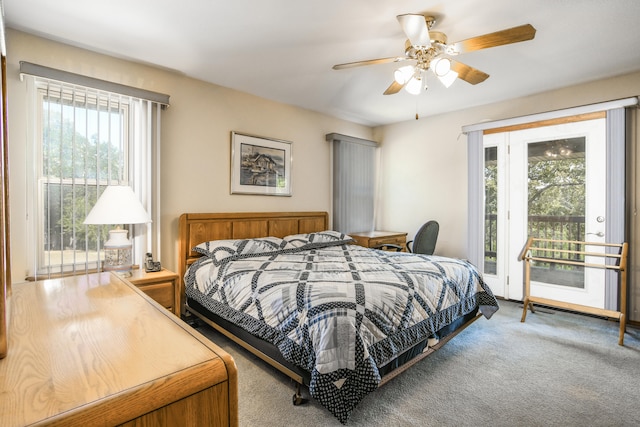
230,132,292,196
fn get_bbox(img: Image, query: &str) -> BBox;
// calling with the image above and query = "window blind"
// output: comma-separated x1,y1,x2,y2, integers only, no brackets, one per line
327,133,378,234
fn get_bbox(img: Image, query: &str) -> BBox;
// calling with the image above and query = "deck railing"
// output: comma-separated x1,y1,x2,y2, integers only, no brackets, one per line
484,214,586,279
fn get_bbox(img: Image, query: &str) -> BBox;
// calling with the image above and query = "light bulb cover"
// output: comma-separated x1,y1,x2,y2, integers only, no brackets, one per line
405,76,422,95
432,57,451,77
394,65,415,84
438,70,458,88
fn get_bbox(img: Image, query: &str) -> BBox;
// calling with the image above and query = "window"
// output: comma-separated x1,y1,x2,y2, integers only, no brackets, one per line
21,62,168,279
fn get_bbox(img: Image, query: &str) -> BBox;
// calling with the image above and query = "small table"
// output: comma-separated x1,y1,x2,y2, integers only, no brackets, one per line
349,230,408,251
127,268,180,316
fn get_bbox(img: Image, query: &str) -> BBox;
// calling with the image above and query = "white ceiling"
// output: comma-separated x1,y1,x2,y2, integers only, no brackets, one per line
4,0,640,126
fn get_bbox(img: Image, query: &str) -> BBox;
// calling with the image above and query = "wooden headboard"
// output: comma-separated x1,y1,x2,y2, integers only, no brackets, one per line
177,211,329,314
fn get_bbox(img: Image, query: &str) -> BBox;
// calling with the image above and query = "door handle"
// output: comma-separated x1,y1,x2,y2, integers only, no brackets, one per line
587,231,604,237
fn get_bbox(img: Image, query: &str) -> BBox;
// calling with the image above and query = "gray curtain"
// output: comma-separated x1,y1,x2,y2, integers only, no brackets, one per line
605,107,627,310
326,133,377,234
466,130,484,271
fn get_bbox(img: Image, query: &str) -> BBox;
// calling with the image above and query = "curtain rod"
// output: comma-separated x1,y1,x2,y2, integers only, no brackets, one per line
19,61,170,106
461,96,638,134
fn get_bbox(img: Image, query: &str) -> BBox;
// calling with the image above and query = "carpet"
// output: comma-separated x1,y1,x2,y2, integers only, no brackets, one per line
195,300,640,426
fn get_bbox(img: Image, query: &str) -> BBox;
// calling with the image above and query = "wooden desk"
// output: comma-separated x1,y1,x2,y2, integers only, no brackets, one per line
349,230,408,251
0,272,238,427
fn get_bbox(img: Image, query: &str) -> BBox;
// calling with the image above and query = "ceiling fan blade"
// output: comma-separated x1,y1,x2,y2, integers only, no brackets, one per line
383,80,405,95
450,61,489,85
332,56,408,70
447,24,536,55
397,14,431,48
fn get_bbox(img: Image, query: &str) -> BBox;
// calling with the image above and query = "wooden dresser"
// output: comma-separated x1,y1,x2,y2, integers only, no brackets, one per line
0,272,238,427
349,230,408,251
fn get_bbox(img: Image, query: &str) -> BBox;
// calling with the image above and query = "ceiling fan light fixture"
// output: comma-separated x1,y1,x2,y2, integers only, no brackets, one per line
405,75,422,95
394,65,415,84
431,57,451,77
438,70,458,88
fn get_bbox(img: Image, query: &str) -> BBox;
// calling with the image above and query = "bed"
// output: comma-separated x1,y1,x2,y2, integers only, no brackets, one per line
178,211,499,423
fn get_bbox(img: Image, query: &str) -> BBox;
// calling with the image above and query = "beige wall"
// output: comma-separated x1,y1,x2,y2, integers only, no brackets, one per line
5,29,373,281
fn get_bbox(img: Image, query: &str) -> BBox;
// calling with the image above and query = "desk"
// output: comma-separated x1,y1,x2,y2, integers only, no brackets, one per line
349,230,408,251
0,272,238,426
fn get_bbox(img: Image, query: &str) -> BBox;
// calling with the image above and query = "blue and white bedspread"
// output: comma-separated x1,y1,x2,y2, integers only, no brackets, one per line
184,231,498,423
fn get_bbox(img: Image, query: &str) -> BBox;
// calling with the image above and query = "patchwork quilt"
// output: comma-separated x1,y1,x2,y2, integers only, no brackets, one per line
184,231,499,423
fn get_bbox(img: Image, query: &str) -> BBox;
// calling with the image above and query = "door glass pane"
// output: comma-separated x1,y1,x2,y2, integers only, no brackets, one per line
527,137,586,288
484,146,497,274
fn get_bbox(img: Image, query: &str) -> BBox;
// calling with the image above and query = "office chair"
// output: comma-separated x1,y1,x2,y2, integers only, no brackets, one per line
407,220,439,255
373,220,439,254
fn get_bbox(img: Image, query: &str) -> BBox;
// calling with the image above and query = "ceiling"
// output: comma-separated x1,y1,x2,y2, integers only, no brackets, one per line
4,0,640,126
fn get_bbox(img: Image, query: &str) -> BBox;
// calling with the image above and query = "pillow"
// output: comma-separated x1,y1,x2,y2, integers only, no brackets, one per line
193,237,294,264
283,230,354,248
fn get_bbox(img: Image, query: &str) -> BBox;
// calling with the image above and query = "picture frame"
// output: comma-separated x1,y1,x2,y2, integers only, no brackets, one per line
230,132,292,196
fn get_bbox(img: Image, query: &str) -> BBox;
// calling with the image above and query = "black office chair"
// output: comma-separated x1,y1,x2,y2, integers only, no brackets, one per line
373,220,440,254
407,220,439,255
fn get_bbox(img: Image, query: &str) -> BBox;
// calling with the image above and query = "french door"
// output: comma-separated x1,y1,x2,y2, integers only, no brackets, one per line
483,118,607,307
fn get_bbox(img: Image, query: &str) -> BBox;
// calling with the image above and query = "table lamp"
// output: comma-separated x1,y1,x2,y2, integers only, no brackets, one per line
83,185,151,276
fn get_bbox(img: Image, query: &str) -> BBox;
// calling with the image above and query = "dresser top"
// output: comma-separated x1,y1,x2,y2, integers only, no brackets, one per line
0,272,233,426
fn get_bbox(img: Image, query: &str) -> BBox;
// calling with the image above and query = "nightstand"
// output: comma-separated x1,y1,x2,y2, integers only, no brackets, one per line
128,268,180,316
349,230,408,251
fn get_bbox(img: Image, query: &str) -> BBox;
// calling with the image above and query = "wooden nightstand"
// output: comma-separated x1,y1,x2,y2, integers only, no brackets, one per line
349,230,408,251
128,268,180,316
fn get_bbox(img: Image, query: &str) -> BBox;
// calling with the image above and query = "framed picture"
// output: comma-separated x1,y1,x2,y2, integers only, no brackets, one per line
230,132,292,196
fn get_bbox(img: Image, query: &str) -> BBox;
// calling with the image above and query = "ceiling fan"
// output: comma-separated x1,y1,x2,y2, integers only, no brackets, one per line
333,14,536,96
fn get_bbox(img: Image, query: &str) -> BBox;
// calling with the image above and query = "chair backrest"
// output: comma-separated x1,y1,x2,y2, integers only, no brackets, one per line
411,220,439,255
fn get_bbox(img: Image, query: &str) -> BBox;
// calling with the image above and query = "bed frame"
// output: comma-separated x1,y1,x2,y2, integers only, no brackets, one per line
178,211,481,402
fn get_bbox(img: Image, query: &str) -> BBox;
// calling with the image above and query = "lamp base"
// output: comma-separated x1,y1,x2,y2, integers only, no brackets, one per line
103,228,133,277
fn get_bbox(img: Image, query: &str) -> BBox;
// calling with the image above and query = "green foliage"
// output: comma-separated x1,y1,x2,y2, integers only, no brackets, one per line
528,157,585,216
42,102,124,251
42,103,123,180
484,162,498,215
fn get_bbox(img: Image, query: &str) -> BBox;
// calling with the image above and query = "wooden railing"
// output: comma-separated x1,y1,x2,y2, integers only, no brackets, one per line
484,215,585,275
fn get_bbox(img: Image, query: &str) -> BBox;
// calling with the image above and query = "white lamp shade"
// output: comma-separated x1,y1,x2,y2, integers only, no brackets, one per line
84,185,151,225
